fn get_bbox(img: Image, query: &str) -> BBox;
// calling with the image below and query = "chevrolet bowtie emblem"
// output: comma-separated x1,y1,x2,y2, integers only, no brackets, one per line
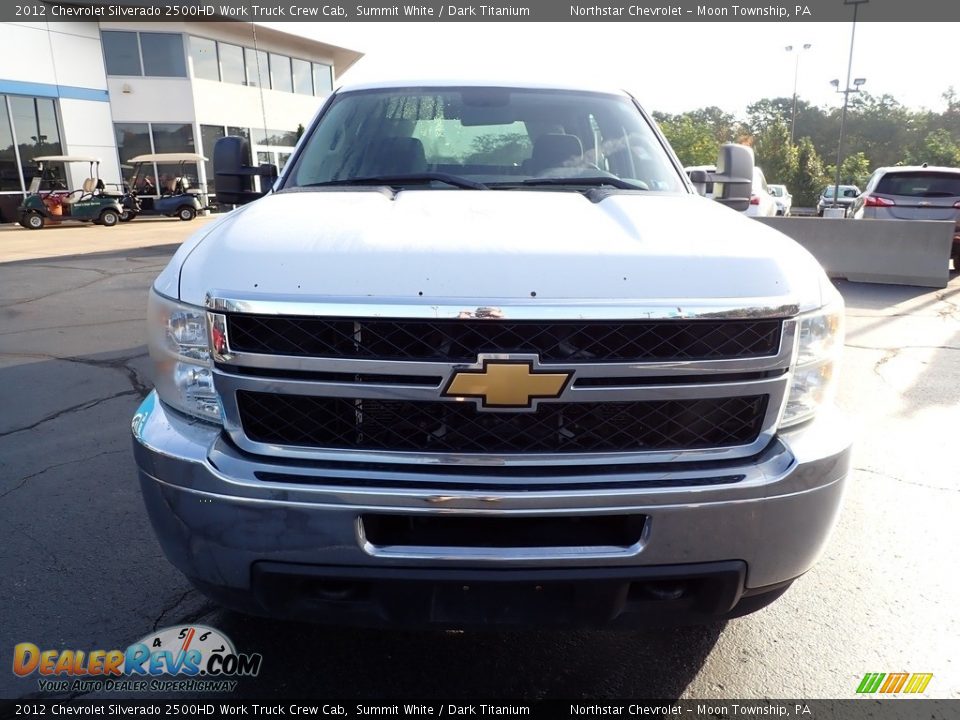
442,358,572,410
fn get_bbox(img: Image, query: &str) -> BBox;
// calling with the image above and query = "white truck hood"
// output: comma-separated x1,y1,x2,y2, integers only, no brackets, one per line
162,190,827,312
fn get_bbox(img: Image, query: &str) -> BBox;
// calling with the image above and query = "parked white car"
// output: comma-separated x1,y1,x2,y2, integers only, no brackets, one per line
767,184,792,216
745,167,779,217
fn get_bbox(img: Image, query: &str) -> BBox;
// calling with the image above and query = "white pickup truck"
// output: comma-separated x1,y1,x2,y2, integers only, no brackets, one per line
132,80,851,627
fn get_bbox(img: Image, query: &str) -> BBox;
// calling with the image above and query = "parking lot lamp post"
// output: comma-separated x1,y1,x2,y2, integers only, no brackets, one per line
832,0,869,210
831,77,866,209
785,43,812,145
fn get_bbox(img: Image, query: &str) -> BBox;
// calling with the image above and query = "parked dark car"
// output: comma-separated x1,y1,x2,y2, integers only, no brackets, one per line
816,185,860,217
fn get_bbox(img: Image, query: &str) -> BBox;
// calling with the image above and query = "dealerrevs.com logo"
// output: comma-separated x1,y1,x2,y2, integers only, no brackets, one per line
13,625,262,693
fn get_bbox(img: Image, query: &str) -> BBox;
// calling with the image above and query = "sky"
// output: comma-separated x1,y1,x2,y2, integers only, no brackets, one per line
265,22,958,117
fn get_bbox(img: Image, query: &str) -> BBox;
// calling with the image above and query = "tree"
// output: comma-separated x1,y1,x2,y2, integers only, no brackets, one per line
654,113,719,167
791,137,829,208
752,121,798,185
906,129,960,167
836,152,871,188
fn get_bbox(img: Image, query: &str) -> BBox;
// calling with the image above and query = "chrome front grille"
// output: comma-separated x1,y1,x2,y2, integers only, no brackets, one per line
208,296,798,467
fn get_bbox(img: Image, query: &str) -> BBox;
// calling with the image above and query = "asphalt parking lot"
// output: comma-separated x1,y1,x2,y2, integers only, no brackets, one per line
1,218,958,700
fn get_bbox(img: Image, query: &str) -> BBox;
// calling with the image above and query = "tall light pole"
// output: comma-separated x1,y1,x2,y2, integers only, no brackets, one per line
832,0,869,211
785,43,812,145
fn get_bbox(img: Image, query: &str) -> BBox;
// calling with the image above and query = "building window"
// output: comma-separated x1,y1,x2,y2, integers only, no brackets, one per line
244,48,269,88
270,53,293,93
253,128,298,147
292,58,312,95
140,33,186,77
102,31,186,78
151,123,196,191
9,96,63,189
0,97,20,192
114,122,196,194
218,42,245,85
102,31,141,76
313,63,333,95
190,36,219,81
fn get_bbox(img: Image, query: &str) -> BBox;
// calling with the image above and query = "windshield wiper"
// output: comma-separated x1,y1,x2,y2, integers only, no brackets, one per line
490,176,647,191
306,173,488,190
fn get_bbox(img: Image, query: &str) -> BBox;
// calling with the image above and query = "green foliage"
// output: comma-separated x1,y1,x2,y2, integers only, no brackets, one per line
752,121,798,185
840,152,871,187
906,129,960,167
792,137,829,207
653,113,720,167
656,89,960,207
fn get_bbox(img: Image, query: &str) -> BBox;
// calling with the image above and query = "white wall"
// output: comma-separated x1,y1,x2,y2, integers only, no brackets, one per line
106,77,196,123
0,24,58,85
0,22,105,90
190,78,324,134
48,25,108,91
59,99,121,186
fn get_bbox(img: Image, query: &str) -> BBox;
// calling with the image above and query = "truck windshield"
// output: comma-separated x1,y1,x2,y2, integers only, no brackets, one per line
283,86,686,192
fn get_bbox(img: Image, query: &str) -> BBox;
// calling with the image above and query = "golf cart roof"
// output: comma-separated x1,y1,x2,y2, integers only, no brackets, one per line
33,155,101,163
127,153,207,163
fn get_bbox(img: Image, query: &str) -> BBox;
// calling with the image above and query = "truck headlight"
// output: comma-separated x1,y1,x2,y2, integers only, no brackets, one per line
147,289,222,423
780,306,844,428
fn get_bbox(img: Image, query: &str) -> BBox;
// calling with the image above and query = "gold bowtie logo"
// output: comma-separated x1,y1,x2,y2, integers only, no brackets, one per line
443,360,572,409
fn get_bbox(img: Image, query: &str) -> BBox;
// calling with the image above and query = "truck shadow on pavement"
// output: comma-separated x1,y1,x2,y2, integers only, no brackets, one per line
210,610,727,699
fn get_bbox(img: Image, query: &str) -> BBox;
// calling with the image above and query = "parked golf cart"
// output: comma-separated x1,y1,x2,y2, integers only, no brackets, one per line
122,153,209,222
17,156,124,230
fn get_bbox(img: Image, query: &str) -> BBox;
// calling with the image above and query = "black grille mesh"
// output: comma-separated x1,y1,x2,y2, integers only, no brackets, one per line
236,392,768,454
226,316,782,363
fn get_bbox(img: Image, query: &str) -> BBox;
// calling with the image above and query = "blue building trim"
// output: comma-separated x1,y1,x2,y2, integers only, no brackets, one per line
0,79,109,102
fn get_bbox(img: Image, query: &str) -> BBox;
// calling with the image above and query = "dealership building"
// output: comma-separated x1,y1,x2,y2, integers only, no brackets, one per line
0,20,362,221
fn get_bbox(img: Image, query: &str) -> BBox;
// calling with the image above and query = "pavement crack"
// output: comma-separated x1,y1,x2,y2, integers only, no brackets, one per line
17,527,68,572
854,466,959,493
0,273,118,308
0,351,152,399
0,390,138,439
152,589,218,632
845,343,960,352
0,449,127,501
871,348,900,385
0,317,142,337
60,355,153,399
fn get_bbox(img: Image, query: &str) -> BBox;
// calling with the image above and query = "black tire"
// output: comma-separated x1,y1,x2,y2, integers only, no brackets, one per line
119,209,137,222
177,206,197,221
951,252,960,272
99,209,119,227
24,212,45,230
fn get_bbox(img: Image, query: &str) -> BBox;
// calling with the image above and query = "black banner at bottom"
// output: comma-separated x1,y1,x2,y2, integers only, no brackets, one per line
1,700,957,720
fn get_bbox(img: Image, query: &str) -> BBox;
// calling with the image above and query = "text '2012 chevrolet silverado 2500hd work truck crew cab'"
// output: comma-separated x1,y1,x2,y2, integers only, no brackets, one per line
132,81,851,627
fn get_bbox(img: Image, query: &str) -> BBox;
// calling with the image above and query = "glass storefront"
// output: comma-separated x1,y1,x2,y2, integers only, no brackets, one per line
0,95,63,193
114,122,197,194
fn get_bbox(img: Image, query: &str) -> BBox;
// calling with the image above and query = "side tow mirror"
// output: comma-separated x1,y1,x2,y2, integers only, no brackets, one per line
712,143,754,212
213,136,278,205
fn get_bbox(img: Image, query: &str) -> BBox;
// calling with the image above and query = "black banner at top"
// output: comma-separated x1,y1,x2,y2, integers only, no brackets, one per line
7,0,960,23
0,699,958,719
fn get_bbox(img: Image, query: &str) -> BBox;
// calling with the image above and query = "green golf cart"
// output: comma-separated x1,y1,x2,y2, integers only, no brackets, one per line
17,156,124,230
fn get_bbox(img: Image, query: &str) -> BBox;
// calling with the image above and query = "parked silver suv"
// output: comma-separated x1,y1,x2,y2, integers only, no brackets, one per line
852,166,960,267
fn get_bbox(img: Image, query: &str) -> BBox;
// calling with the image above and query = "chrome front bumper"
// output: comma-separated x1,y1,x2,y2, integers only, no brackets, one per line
132,391,851,621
